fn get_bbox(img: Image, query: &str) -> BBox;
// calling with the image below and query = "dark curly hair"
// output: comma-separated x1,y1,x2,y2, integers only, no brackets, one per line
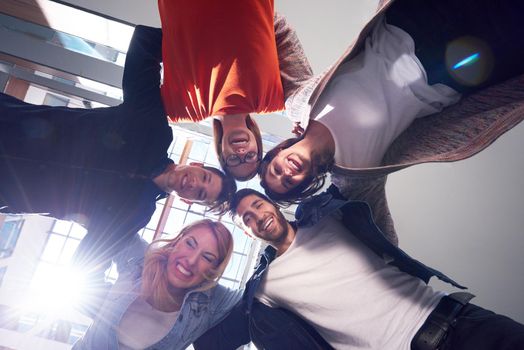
204,166,237,215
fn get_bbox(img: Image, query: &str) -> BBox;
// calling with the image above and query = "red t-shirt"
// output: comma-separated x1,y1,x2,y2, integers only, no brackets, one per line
158,0,285,122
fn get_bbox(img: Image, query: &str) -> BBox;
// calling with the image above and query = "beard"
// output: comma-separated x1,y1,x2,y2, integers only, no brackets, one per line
260,209,290,245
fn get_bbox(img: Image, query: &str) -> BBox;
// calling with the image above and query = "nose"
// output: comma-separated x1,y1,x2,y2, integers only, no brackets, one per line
186,251,199,267
283,167,293,177
235,147,246,155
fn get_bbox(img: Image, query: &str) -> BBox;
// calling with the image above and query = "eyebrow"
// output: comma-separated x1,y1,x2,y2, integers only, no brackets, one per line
188,235,218,259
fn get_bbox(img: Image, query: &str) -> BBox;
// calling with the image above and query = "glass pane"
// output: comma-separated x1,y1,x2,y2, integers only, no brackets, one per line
164,209,186,235
146,203,164,229
0,10,132,65
172,197,190,210
222,252,247,281
184,212,206,226
40,234,66,263
188,140,209,160
58,239,80,264
188,202,206,214
231,226,251,253
69,223,87,239
52,220,72,235
140,228,155,243
204,148,220,167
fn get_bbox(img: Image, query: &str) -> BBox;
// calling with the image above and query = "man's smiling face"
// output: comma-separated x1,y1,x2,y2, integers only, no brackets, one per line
235,193,289,244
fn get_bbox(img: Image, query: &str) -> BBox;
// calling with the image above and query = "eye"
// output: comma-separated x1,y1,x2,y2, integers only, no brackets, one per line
203,254,214,263
273,163,282,176
186,238,196,248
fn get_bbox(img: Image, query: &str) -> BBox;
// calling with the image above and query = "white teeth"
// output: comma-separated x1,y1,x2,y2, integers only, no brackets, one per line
181,175,187,188
177,263,192,276
289,159,300,171
263,217,273,231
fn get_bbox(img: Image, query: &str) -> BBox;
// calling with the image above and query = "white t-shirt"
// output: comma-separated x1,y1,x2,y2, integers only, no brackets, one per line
311,16,461,168
255,215,444,350
117,296,180,350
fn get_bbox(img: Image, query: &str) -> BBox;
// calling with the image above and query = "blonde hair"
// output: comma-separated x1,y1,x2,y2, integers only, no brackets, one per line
213,114,263,181
141,219,233,311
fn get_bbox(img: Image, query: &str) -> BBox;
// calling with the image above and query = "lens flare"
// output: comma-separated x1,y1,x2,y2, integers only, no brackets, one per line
452,53,480,70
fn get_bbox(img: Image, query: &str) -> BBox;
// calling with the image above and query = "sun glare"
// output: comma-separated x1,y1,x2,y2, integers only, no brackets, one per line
26,264,87,315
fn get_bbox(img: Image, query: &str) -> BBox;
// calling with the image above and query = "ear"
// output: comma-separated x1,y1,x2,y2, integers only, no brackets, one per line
189,162,204,167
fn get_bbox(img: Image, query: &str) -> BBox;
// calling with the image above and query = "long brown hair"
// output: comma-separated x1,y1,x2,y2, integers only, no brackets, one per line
141,219,233,310
213,115,263,181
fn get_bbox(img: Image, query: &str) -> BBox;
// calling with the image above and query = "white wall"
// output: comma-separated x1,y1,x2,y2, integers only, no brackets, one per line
57,0,524,323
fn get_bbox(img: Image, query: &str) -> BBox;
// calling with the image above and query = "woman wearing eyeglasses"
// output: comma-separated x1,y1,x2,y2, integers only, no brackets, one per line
73,219,241,350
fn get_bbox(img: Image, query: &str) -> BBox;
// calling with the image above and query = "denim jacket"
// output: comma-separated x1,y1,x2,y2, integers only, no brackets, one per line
73,235,242,350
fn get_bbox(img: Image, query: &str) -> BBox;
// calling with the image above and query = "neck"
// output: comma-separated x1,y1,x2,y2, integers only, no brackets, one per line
275,222,297,256
218,114,246,129
300,120,335,158
152,163,177,192
146,287,186,313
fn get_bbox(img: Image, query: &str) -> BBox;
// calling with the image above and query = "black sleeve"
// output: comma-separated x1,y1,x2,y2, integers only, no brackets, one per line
193,300,250,350
121,25,163,106
249,300,334,350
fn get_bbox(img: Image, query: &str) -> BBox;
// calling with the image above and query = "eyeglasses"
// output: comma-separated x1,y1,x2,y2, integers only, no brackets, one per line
225,151,260,167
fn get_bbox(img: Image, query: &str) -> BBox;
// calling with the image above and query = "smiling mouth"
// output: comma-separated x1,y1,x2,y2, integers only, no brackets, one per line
231,137,248,146
180,173,192,190
259,216,274,234
176,263,193,277
286,155,303,174
228,130,250,147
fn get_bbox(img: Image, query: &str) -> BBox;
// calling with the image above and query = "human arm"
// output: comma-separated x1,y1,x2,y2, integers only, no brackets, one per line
273,13,314,101
194,297,333,350
121,25,163,106
329,177,398,245
194,299,250,350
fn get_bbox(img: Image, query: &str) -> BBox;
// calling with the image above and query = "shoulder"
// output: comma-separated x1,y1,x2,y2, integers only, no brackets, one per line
206,285,243,315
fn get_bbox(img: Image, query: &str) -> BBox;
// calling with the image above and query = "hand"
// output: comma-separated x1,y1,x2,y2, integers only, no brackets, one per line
291,122,305,137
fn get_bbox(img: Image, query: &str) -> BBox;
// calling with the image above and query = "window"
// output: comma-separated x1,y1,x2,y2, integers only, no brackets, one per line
0,218,24,259
0,266,7,288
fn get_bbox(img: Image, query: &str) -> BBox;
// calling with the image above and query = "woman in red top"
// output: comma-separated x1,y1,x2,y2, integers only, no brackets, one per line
158,0,285,180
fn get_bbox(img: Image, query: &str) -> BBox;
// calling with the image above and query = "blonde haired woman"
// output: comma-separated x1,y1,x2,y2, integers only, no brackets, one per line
73,219,241,350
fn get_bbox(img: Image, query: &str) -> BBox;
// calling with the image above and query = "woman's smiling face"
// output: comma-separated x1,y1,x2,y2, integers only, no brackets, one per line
166,225,219,290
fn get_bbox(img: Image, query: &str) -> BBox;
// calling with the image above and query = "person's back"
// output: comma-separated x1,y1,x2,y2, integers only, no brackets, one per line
0,90,169,218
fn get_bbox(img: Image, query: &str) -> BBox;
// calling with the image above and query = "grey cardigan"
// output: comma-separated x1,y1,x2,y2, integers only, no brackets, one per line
274,4,524,244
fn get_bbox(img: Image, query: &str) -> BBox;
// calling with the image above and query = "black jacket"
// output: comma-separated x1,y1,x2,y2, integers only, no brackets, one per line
0,26,172,270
